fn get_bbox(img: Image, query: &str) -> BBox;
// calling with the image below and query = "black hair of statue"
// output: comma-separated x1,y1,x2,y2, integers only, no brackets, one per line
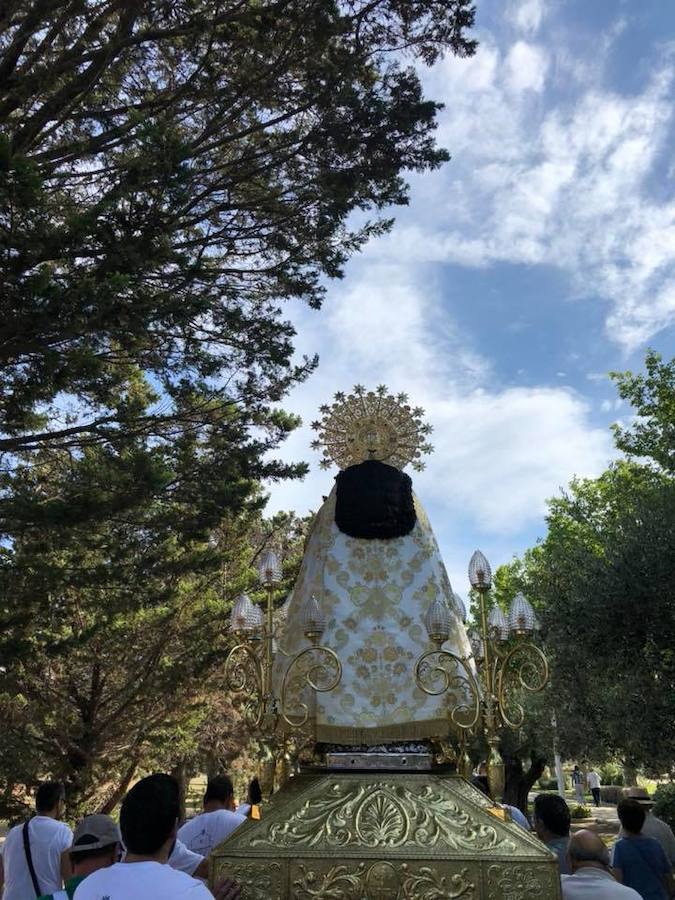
334,460,416,539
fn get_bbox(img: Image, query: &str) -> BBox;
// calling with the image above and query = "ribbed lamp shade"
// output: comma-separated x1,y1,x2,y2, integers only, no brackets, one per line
488,605,509,641
508,592,536,635
453,592,468,623
300,594,326,641
258,550,282,586
424,597,451,643
230,593,259,632
468,550,492,588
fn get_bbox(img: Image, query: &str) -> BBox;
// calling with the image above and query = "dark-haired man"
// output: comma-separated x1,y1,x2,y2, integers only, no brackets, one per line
613,799,673,900
74,774,239,900
533,792,572,875
0,781,72,900
38,815,119,900
178,776,246,856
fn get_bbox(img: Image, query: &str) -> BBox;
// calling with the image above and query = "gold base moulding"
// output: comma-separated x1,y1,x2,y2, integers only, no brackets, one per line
209,772,562,900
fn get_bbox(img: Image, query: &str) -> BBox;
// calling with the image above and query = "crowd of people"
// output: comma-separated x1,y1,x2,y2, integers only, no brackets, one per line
1,771,673,899
470,768,675,899
0,775,252,900
531,786,675,899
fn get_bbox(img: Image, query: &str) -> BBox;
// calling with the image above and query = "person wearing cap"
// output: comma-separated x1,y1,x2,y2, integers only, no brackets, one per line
74,774,240,900
617,788,675,868
561,829,641,899
37,815,120,900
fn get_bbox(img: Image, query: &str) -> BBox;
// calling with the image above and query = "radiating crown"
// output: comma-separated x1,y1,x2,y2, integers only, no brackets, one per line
310,385,433,471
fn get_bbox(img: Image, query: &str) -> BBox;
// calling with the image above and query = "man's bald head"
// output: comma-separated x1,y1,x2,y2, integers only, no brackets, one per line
567,829,610,871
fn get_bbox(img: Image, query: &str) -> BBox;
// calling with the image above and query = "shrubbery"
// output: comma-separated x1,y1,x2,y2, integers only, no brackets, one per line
570,804,592,819
653,784,675,830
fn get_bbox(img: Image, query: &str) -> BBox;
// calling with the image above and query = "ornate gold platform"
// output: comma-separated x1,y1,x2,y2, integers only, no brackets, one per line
210,772,562,899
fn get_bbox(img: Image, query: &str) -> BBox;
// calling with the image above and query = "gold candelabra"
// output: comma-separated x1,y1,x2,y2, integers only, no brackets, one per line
224,550,342,794
415,550,549,799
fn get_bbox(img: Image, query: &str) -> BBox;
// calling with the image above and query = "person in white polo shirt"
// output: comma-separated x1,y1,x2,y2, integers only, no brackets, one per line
73,774,239,900
178,776,246,858
0,781,72,900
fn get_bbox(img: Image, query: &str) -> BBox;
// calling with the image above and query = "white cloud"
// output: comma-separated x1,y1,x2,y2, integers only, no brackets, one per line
507,0,547,35
385,36,675,350
505,41,549,93
268,268,612,545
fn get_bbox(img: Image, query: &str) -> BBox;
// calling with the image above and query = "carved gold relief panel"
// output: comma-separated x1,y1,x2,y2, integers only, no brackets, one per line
485,862,561,899
249,781,517,854
290,859,479,900
211,860,285,900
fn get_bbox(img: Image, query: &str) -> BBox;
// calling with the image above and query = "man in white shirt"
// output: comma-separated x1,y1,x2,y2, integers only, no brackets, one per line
587,769,602,807
74,774,239,900
0,781,72,900
561,830,641,899
178,776,246,857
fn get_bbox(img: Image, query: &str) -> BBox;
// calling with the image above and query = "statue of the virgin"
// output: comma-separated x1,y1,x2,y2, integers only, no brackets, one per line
274,385,472,746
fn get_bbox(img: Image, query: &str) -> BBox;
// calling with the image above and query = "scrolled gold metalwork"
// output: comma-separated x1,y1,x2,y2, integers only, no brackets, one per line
496,641,549,730
280,645,342,728
415,649,481,731
223,642,264,727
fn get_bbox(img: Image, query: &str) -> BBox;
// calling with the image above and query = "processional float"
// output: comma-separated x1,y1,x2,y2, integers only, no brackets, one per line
213,386,560,900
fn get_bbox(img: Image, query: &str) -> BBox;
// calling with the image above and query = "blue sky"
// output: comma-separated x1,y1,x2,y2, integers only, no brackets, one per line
266,0,675,598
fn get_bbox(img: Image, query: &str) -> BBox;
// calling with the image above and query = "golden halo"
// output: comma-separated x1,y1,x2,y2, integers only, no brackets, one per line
310,385,433,471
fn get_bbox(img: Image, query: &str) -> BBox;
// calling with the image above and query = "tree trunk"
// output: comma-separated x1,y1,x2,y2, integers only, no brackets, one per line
503,752,546,814
100,755,140,815
171,759,188,822
623,763,638,787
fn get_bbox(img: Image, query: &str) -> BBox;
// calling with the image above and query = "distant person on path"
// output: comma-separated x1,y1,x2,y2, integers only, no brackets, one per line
178,776,246,856
572,766,585,804
73,774,240,900
561,830,641,899
588,769,602,807
236,778,262,819
0,781,72,900
613,799,673,900
619,788,675,868
38,815,120,900
533,793,572,875
470,776,530,830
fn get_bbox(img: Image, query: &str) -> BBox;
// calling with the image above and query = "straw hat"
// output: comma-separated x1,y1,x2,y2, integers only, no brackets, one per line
625,787,654,808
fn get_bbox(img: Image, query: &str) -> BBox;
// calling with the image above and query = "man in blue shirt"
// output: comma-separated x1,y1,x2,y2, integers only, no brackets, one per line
613,799,674,900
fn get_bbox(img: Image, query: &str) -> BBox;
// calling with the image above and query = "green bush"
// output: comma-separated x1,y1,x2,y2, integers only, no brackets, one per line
570,804,592,819
600,762,621,785
653,784,675,831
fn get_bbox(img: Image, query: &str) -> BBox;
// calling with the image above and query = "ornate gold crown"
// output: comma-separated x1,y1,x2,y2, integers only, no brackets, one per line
310,385,433,471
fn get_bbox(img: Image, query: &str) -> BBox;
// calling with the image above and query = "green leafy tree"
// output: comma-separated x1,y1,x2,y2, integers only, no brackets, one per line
506,353,675,777
0,432,312,818
612,350,675,472
0,0,476,458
